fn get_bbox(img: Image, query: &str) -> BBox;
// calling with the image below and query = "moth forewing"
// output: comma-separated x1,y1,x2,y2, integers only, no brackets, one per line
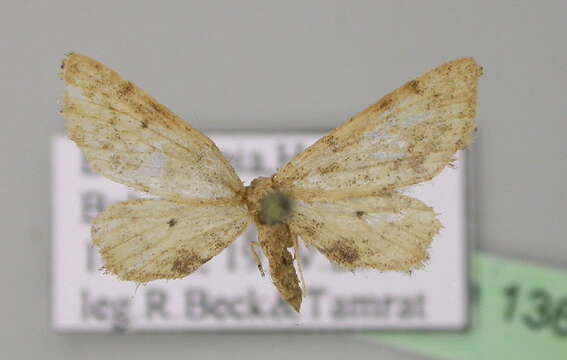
61,53,244,201
274,57,482,200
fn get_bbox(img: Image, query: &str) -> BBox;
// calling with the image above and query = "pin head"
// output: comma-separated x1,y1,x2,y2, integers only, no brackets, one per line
259,191,293,225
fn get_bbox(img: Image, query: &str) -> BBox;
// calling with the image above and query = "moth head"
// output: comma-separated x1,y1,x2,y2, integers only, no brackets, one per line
259,190,293,225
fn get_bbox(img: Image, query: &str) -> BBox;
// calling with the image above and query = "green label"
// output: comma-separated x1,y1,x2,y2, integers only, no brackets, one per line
364,253,567,359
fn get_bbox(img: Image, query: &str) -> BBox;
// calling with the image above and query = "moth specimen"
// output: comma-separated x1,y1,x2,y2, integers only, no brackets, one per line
61,54,481,312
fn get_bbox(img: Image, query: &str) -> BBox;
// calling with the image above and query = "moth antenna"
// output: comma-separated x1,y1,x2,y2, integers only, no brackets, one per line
130,282,143,300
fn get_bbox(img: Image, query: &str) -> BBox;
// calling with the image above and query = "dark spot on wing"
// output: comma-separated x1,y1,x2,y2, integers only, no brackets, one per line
167,218,177,227
149,100,167,116
211,240,227,251
378,96,393,111
407,80,424,95
323,135,340,152
117,81,134,97
355,210,366,218
319,163,339,174
141,120,148,129
319,242,360,266
171,250,210,275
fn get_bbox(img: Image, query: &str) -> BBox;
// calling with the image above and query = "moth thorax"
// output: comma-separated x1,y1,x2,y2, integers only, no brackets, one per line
245,177,293,225
260,191,293,225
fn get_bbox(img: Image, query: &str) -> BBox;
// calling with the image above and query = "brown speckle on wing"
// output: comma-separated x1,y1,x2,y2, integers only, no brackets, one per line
274,57,482,202
288,193,440,272
91,199,251,283
61,53,245,201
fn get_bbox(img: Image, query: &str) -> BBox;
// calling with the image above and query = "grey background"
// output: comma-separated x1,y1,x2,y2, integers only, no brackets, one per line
1,1,566,359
